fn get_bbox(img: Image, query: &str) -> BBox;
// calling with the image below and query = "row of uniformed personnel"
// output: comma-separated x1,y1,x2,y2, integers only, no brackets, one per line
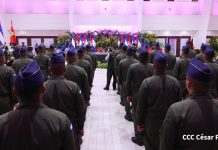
0,44,97,150
114,41,218,150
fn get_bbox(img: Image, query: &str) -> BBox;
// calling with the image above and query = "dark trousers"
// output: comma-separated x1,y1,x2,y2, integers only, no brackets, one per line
121,84,131,117
132,103,143,142
106,70,117,89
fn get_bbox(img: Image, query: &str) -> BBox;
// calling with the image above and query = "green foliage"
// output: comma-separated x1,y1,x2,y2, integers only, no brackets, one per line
97,61,108,69
57,32,72,45
141,33,157,44
208,37,218,56
96,36,117,49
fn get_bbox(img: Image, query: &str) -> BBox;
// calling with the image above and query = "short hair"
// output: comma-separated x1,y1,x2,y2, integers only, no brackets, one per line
186,75,211,92
153,61,166,74
139,52,149,62
16,85,42,102
50,63,66,76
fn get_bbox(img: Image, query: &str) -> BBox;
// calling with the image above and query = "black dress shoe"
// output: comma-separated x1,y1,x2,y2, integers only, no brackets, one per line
103,87,109,90
124,114,133,122
117,91,120,95
131,137,144,146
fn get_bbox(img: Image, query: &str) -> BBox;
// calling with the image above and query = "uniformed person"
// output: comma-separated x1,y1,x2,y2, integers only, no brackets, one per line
85,44,98,73
0,61,76,150
43,53,86,150
195,43,207,62
126,47,153,146
160,59,218,150
104,48,117,90
47,43,56,58
173,46,190,99
136,51,182,150
115,45,127,97
0,49,15,115
118,46,138,121
12,46,33,74
186,40,197,58
81,44,93,66
76,47,93,88
115,43,124,58
149,42,160,64
65,47,91,106
164,44,176,76
33,44,50,80
203,48,218,98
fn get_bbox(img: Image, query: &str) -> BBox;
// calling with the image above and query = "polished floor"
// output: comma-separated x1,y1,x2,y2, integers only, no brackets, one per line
81,69,144,150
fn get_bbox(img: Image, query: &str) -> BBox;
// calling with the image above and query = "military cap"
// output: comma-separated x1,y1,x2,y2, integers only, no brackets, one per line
154,51,167,64
204,48,215,58
51,53,65,64
14,61,44,92
67,46,77,57
182,46,190,54
188,59,212,82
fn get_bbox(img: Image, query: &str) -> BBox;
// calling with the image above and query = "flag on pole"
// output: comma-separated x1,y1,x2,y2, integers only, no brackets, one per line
10,20,16,44
92,35,96,47
124,34,128,46
0,22,4,46
71,34,75,48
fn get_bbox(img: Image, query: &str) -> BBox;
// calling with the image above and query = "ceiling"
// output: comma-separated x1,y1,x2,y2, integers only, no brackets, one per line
0,0,217,15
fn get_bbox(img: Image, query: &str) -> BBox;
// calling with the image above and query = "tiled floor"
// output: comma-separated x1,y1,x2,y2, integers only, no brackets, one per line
81,69,144,150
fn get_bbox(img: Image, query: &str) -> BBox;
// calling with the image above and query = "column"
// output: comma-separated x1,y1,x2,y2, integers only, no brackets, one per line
193,0,213,49
68,0,74,32
136,0,143,32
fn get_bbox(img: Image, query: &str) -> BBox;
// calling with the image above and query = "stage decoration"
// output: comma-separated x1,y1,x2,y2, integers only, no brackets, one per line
57,30,157,52
208,37,218,56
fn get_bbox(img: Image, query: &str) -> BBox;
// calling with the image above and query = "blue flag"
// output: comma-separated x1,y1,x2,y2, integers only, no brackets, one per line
0,22,4,46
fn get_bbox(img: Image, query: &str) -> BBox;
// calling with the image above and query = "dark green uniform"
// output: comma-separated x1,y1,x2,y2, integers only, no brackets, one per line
43,76,86,150
76,59,93,88
65,63,90,102
84,54,92,66
165,53,176,76
115,52,126,77
149,50,157,64
0,65,15,115
173,58,190,99
105,51,117,89
160,93,218,150
115,49,122,58
115,52,126,94
136,74,182,150
118,56,138,117
205,61,218,98
33,54,50,80
85,52,97,71
12,57,33,73
188,49,197,58
195,53,204,62
0,103,75,150
126,62,153,142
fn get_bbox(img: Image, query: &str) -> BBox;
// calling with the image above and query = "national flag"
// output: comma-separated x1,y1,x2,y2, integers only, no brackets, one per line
0,22,4,46
71,34,75,48
128,34,132,45
132,34,136,44
92,35,96,47
79,34,82,46
124,34,128,46
10,20,16,44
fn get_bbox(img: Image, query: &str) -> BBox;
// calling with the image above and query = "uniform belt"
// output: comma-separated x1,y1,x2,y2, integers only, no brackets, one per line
0,93,10,97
